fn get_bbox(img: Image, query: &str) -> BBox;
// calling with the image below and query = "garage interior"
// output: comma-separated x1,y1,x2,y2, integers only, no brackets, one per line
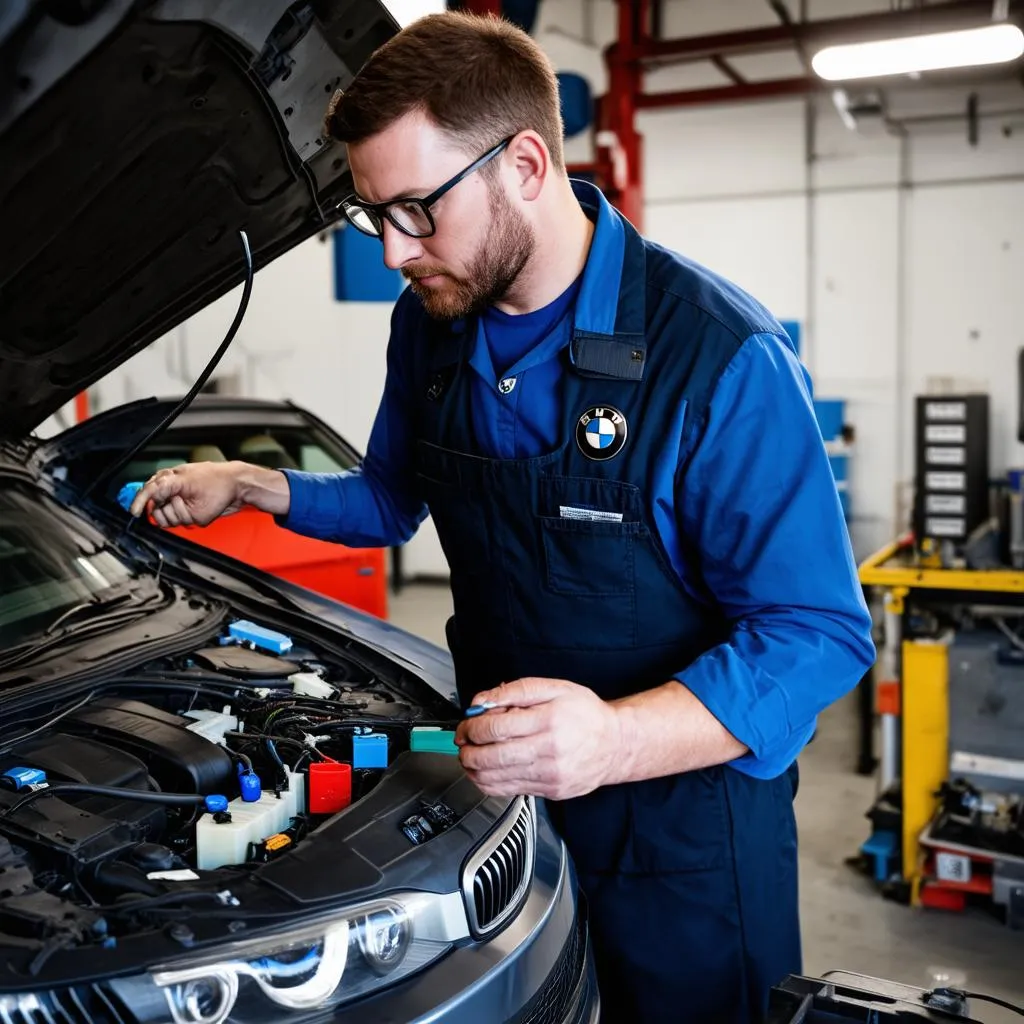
19,0,1024,1019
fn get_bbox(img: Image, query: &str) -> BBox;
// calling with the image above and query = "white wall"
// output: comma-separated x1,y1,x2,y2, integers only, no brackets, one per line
63,0,1024,573
636,86,1024,558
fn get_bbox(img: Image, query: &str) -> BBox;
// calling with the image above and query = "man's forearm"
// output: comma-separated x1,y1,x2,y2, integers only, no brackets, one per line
236,463,291,517
608,682,748,783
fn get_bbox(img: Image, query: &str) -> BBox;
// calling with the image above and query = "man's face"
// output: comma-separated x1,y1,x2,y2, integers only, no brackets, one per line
347,111,534,320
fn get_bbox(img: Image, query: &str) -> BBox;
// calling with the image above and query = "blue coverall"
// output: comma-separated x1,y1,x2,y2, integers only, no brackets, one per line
279,180,876,1021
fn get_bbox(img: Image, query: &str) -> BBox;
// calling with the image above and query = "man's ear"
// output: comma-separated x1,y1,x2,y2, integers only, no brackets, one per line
507,131,549,202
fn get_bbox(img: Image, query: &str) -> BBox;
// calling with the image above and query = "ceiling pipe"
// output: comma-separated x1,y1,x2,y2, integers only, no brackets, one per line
637,77,814,109
637,62,1024,110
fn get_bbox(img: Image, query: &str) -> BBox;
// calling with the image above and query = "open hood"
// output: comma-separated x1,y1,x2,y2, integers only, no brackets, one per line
0,0,396,437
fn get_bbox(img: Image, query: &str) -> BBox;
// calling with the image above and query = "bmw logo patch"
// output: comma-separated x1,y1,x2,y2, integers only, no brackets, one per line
576,406,628,461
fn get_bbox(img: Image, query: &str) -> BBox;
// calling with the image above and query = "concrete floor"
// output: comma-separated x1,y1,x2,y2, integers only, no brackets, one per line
389,583,1024,1022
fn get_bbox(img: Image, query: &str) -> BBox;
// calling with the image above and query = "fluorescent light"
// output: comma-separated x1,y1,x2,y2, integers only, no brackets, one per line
812,23,1024,82
380,0,446,28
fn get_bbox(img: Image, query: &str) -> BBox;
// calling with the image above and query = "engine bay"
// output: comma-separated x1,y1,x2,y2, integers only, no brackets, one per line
0,619,463,961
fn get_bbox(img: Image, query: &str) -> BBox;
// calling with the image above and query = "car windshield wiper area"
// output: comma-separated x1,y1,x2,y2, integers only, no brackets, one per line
43,585,140,636
0,582,167,674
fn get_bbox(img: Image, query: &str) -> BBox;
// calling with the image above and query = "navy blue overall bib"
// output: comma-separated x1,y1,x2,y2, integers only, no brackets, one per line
411,219,802,1023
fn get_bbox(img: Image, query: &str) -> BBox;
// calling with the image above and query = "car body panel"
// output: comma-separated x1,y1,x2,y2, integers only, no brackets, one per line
170,508,389,618
0,0,396,437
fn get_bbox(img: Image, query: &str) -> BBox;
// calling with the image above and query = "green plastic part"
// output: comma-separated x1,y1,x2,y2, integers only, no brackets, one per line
409,728,459,756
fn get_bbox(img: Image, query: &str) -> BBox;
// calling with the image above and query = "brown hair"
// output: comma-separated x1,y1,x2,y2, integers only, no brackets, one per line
324,11,565,172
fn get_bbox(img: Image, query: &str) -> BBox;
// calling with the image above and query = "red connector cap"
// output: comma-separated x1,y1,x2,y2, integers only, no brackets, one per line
309,761,352,814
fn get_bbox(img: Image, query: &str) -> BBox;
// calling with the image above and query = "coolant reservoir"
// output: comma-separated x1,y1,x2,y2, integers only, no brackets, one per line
196,772,305,870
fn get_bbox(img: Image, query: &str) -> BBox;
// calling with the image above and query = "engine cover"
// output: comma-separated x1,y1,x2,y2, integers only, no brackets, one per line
62,697,234,793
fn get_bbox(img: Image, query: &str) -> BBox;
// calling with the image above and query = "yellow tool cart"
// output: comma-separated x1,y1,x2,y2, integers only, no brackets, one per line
856,534,1024,926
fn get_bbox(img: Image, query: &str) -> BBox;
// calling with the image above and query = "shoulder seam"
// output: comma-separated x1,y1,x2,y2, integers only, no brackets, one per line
647,280,779,345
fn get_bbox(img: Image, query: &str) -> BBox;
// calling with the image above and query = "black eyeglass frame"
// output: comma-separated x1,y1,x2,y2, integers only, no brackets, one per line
341,135,514,240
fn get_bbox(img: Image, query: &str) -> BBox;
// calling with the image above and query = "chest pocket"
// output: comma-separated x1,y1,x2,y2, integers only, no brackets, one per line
537,476,644,597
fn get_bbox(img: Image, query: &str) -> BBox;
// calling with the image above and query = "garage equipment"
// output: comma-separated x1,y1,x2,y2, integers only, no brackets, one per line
913,394,989,550
857,534,1024,923
768,971,1021,1021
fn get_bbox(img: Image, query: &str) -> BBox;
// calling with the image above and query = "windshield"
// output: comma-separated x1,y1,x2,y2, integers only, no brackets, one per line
0,486,134,648
76,421,360,500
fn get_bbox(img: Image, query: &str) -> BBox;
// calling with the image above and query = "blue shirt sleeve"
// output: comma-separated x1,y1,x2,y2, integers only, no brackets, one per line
674,331,875,779
277,293,429,547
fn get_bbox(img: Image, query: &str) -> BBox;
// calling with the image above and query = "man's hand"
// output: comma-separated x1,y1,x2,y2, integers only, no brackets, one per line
128,461,290,527
455,678,624,800
456,677,749,800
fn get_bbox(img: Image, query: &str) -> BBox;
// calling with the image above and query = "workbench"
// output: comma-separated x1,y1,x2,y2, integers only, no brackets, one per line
857,535,1024,913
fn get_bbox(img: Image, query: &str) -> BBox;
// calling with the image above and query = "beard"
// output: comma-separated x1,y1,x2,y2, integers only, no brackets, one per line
403,183,535,320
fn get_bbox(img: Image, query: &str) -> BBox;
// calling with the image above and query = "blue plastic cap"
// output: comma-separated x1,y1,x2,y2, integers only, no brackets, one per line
3,767,47,790
116,481,144,512
204,794,229,814
239,773,262,803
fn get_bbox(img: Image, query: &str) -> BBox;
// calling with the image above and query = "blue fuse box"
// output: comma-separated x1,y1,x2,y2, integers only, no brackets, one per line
226,620,293,656
352,733,388,770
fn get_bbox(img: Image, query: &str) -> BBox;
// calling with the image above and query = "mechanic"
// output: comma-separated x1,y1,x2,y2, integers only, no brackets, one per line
130,12,875,1023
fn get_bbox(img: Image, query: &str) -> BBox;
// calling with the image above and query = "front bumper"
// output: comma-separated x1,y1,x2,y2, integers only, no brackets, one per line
334,804,599,1024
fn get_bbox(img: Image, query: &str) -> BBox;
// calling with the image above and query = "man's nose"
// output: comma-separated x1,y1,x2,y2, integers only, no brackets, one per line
381,220,424,271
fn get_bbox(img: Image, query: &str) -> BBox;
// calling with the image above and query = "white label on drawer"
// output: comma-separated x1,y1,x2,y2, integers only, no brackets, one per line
926,446,965,466
926,472,966,491
926,424,966,443
936,852,972,884
926,517,965,537
925,401,966,421
926,494,966,515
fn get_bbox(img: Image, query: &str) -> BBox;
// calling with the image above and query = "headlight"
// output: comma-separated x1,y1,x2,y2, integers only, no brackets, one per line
145,891,467,1024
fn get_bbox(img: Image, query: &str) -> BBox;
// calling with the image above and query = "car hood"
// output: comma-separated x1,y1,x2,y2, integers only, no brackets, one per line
0,0,396,438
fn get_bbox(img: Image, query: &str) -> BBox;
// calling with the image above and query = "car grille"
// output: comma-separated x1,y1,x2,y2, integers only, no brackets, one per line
0,984,130,1024
462,796,535,936
511,908,589,1024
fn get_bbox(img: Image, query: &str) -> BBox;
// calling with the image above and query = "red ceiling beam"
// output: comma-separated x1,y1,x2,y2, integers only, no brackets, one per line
630,0,1006,65
637,77,814,109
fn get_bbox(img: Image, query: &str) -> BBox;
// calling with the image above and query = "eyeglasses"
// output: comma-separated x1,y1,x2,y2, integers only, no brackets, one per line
341,136,513,240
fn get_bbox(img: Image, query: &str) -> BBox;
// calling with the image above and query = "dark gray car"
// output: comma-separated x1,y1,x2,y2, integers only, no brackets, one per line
0,2,599,1021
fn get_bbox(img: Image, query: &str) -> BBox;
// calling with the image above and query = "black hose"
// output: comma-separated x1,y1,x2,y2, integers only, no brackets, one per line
960,991,1024,1017
265,739,286,771
145,671,295,690
927,988,1024,1018
225,732,307,758
1,784,206,820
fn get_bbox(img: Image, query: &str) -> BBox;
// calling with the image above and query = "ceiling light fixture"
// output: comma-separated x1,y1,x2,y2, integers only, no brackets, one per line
811,23,1024,82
